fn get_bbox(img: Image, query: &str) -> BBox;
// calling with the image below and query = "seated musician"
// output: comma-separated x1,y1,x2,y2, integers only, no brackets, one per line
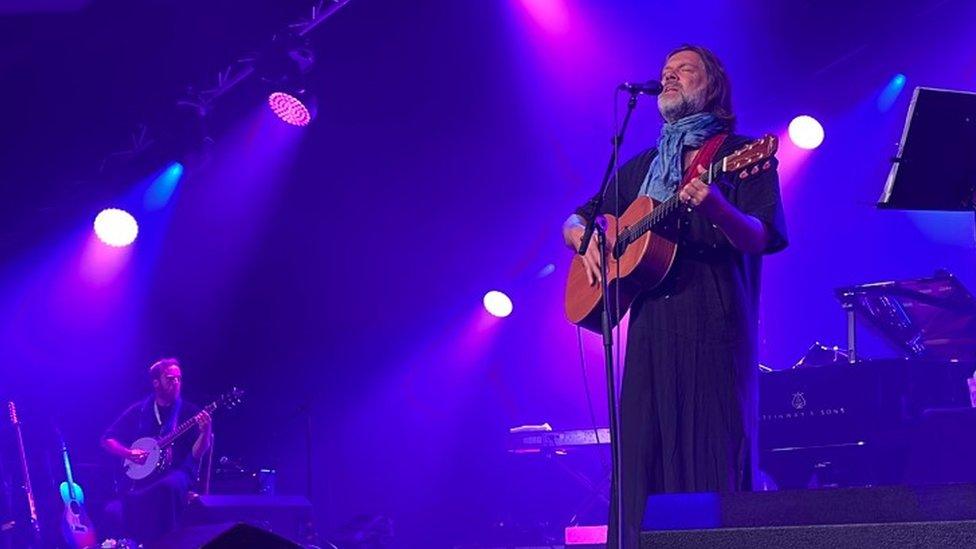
101,358,212,541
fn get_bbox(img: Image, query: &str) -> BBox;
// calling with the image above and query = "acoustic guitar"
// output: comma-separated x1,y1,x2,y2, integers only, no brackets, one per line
565,135,778,332
57,433,97,548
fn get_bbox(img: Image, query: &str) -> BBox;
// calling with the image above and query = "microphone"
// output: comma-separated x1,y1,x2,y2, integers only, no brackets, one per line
617,79,663,95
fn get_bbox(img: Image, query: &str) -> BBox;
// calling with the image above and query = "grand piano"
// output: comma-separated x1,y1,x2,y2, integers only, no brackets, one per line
760,272,976,488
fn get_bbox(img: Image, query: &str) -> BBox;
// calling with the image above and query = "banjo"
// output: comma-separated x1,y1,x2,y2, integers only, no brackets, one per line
123,388,244,481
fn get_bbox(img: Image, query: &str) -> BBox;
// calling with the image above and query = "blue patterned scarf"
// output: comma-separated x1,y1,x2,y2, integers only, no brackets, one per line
639,112,728,201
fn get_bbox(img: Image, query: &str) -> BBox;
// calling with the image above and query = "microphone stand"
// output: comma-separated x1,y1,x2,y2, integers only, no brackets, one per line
577,90,641,549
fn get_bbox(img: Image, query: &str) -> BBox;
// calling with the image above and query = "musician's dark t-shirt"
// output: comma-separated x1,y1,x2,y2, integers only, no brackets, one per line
103,396,202,477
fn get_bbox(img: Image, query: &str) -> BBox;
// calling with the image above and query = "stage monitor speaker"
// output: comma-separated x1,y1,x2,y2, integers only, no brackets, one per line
185,495,313,543
641,519,976,548
148,522,301,548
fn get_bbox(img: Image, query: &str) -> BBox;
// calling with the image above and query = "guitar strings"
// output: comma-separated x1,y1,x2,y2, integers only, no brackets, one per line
615,157,729,254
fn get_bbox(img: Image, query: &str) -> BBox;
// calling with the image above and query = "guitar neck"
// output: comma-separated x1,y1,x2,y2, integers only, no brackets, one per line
62,446,75,486
620,158,723,245
157,402,216,448
7,403,40,529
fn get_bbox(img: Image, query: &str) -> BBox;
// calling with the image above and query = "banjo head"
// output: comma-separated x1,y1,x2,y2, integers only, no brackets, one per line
124,437,162,480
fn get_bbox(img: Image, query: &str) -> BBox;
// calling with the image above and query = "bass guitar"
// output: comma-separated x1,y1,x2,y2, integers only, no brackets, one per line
123,388,244,481
565,135,778,332
57,432,97,548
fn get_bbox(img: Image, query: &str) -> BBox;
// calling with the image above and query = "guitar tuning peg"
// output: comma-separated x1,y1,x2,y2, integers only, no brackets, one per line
763,160,771,169
739,170,748,179
751,166,760,175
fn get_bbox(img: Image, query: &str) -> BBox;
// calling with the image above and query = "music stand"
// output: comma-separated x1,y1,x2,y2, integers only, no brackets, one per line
879,87,976,212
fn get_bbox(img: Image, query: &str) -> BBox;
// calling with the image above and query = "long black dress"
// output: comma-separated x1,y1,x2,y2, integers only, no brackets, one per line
574,134,788,548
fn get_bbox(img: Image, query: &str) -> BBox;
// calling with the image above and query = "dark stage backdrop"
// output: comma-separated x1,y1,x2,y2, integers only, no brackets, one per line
1,0,975,546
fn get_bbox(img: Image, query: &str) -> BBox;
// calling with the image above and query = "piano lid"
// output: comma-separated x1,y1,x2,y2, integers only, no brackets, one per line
835,270,976,361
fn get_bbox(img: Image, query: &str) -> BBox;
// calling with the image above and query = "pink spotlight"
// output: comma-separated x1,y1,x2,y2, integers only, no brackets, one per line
518,0,570,34
268,91,314,127
483,290,513,318
93,208,138,247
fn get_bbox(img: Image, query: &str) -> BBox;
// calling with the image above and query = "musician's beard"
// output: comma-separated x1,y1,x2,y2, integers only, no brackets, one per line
158,386,180,404
658,86,707,123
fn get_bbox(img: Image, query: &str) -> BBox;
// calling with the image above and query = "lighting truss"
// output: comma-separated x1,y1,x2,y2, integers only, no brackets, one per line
179,0,353,115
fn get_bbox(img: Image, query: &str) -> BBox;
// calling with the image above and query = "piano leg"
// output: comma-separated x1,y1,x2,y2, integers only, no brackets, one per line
844,303,857,364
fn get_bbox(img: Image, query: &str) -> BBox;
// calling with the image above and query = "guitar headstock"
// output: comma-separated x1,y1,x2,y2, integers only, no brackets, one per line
7,401,17,425
721,134,778,179
216,387,245,411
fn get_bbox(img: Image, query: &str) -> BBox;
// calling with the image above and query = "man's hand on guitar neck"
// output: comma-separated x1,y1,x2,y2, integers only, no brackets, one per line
678,165,729,218
563,214,603,287
194,410,212,433
680,165,770,254
192,411,213,460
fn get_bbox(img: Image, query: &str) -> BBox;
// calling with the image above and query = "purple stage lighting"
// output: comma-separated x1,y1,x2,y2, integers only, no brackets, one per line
788,115,825,150
93,208,138,247
483,290,513,318
517,0,570,34
268,91,314,127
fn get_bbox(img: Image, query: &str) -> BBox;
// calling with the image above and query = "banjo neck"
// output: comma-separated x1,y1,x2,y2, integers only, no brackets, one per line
156,401,219,448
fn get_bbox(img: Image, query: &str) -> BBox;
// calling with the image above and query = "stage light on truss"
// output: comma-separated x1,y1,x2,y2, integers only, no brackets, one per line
483,290,513,318
788,115,824,150
260,32,318,127
268,89,317,127
94,208,139,247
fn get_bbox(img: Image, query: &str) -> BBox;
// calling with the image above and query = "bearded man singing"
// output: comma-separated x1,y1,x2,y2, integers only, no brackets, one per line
562,44,788,548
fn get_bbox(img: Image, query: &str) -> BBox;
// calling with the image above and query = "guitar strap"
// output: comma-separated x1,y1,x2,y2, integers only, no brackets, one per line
673,133,728,244
151,397,181,435
679,132,728,189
